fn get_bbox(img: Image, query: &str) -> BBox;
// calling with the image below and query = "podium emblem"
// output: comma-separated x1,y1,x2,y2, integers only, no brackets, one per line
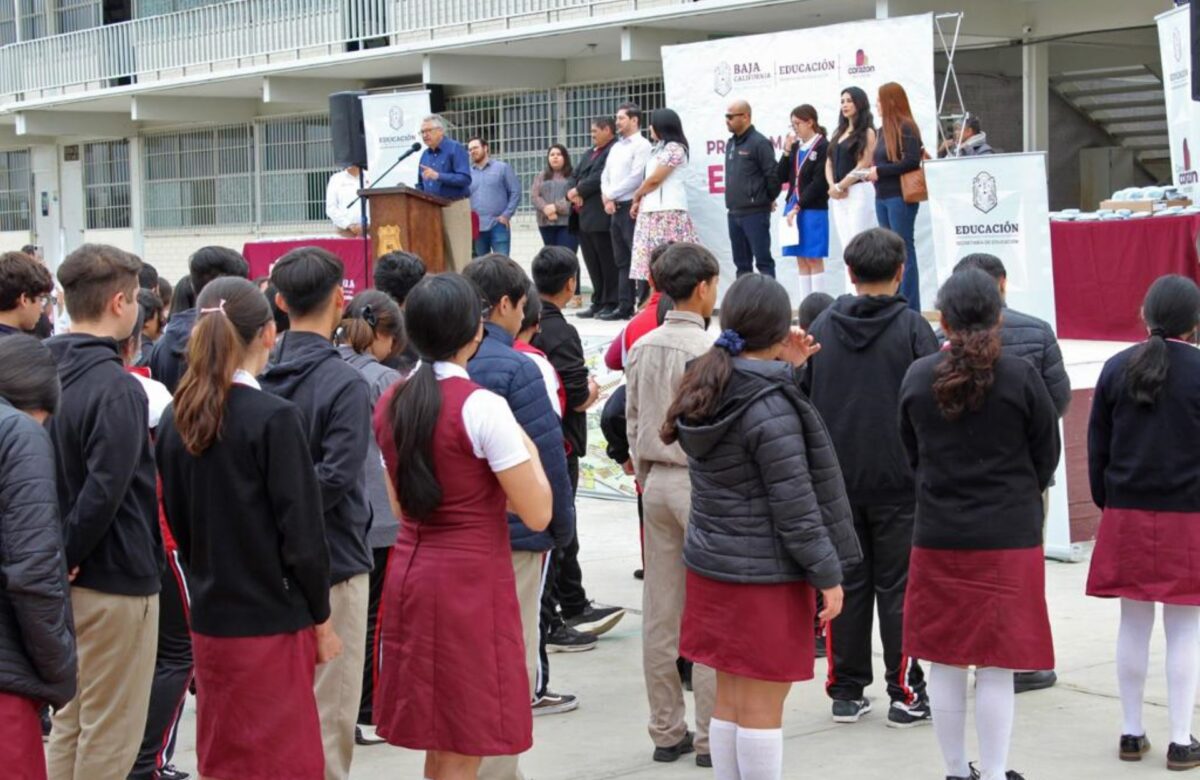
378,224,403,254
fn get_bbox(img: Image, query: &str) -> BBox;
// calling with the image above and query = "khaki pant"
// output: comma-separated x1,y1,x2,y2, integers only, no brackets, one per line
48,587,159,780
442,197,473,272
642,464,716,754
478,550,547,780
315,573,369,780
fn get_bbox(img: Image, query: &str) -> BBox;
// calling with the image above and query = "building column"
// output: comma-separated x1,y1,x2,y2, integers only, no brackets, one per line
1022,42,1049,152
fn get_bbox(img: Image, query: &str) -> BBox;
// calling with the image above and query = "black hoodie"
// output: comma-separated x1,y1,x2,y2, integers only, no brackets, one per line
45,334,162,596
803,294,938,504
259,330,373,584
147,307,198,393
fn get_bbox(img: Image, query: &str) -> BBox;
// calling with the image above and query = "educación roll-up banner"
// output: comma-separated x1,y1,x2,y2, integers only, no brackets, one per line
662,13,937,304
361,90,433,188
1158,6,1198,194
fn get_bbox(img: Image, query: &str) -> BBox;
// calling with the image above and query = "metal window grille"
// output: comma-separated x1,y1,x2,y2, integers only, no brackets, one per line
17,0,48,41
0,149,32,232
0,3,14,46
143,124,253,229
257,114,336,225
83,140,131,229
56,0,100,33
560,77,665,159
133,0,226,19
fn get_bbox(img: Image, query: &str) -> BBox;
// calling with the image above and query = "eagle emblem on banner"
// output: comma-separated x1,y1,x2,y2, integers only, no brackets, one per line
713,62,733,97
972,172,998,214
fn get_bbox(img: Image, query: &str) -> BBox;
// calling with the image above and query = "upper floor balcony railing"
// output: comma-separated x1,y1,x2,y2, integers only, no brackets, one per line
0,0,681,104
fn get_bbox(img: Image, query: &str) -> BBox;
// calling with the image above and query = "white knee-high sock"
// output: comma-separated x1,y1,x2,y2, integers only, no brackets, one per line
709,718,741,780
975,668,1015,780
735,727,782,780
797,273,813,299
928,663,971,778
1163,604,1200,745
1118,598,1155,737
810,270,828,294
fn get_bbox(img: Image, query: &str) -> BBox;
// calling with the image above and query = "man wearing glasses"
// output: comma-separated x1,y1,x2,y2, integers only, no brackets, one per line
0,250,54,337
723,99,781,278
416,114,473,272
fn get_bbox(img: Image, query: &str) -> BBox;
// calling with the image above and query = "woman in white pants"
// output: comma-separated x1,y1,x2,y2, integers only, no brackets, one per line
826,86,877,290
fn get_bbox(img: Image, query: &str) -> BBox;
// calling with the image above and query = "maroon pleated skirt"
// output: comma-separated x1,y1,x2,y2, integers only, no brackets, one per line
1087,507,1200,605
0,692,46,780
904,546,1054,670
192,629,324,780
681,569,817,682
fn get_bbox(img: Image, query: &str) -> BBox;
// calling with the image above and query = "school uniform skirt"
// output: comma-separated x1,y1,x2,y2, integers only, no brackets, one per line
191,629,324,780
681,569,817,682
1087,507,1200,605
0,691,47,780
903,546,1054,670
782,208,830,259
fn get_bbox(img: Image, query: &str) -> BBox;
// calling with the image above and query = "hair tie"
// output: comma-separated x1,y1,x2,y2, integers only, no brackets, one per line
199,299,226,316
359,304,378,329
1150,327,1167,339
714,329,746,356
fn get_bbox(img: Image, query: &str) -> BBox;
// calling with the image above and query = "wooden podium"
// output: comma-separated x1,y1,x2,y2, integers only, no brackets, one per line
359,185,450,273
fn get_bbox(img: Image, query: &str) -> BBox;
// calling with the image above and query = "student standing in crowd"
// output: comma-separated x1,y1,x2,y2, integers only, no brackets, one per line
1086,274,1200,770
778,105,831,298
664,274,860,780
157,276,338,780
469,137,522,258
136,289,166,368
827,87,877,276
602,102,653,320
0,251,53,336
372,273,552,780
0,335,76,780
722,100,781,279
373,250,427,374
533,144,579,253
900,269,1059,780
157,276,174,321
514,287,566,419
625,242,721,766
335,290,406,745
45,245,162,780
867,82,924,311
569,117,619,319
261,247,373,780
803,228,937,727
630,109,700,286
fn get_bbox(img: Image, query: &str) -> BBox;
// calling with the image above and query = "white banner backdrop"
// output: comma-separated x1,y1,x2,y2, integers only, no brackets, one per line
361,90,432,188
1158,6,1198,194
662,14,937,305
925,152,1076,560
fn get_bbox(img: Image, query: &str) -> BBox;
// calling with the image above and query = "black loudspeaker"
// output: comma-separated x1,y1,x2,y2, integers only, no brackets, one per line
330,91,368,169
1192,2,1200,102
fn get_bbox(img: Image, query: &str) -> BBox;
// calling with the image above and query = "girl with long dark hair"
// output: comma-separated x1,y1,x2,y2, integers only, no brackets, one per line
867,82,924,311
630,108,701,282
372,273,552,780
663,274,859,780
1087,274,1200,770
899,269,1060,780
826,86,877,279
778,104,831,298
532,144,578,252
156,276,338,780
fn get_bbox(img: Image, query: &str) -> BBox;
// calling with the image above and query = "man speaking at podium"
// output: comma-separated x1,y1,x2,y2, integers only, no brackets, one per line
416,114,473,272
326,163,369,237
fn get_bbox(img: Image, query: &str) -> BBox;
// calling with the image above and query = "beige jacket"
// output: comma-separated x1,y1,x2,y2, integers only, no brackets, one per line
625,310,713,485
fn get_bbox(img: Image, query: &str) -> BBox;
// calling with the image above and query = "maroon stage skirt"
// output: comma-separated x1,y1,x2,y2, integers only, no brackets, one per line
681,569,817,682
192,629,324,780
903,546,1054,670
0,691,46,780
1087,507,1200,605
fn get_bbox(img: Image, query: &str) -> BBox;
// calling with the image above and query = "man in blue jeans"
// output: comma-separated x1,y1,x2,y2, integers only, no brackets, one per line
469,136,521,257
722,99,781,277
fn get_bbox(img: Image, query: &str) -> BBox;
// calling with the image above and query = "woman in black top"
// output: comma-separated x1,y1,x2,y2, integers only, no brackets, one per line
826,87,877,277
777,104,831,301
1086,275,1200,770
899,269,1060,780
867,81,924,311
157,276,340,780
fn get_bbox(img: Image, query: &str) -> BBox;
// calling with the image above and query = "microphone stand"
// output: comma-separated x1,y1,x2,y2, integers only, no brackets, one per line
349,143,420,288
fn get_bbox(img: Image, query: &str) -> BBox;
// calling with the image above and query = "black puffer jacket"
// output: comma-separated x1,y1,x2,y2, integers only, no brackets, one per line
0,399,77,707
998,307,1071,416
674,359,861,589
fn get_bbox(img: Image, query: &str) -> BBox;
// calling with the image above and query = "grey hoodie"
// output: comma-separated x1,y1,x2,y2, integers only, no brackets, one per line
339,345,403,549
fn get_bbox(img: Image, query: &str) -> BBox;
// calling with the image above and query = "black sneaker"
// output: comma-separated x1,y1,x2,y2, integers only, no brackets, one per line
1005,772,1026,780
887,697,932,729
831,697,871,723
546,624,598,653
1121,733,1151,761
355,725,385,746
532,690,579,716
159,765,191,780
565,602,626,636
696,753,712,768
653,730,695,763
1014,670,1057,693
1168,736,1200,770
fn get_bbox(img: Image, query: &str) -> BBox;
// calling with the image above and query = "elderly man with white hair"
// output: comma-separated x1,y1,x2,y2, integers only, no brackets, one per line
416,113,474,271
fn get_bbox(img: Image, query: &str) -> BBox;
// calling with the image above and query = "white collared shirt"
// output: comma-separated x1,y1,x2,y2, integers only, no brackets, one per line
601,132,652,203
325,169,369,230
431,361,530,472
233,369,260,389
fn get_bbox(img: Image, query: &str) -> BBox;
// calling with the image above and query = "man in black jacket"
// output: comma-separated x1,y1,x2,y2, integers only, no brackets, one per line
568,116,618,318
723,100,781,278
45,244,163,780
803,228,937,728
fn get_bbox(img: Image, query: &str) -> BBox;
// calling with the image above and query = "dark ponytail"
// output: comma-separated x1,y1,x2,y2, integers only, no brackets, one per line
661,274,791,444
337,289,404,357
174,277,272,455
389,274,483,519
790,104,827,138
932,269,1003,421
1126,274,1200,407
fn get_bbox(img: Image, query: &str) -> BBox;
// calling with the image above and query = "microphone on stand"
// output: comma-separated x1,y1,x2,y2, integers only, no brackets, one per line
348,142,422,207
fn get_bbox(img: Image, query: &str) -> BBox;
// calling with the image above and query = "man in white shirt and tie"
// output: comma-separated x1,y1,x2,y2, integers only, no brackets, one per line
326,165,368,237
600,102,652,320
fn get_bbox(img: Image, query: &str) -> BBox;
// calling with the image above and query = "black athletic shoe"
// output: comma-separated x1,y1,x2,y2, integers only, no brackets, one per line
545,624,598,653
355,725,385,746
1014,670,1057,693
1005,772,1026,780
1120,733,1151,761
159,765,191,780
1168,737,1200,771
653,731,695,763
532,690,579,716
696,753,712,768
886,697,932,729
565,602,626,636
831,697,871,723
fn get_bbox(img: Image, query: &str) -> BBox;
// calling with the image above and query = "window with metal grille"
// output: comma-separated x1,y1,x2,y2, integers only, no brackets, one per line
56,0,100,33
17,0,48,41
0,3,15,46
143,125,253,229
83,140,131,230
258,114,337,225
0,149,31,232
560,77,665,157
133,0,227,18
